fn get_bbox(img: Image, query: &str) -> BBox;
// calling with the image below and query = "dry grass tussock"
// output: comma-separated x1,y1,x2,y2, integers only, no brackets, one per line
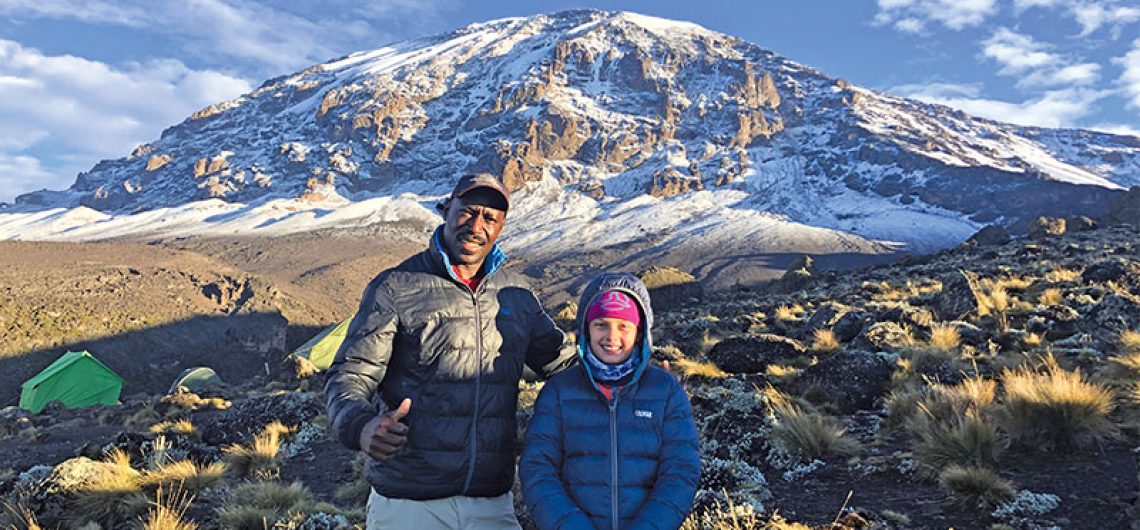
927,322,961,352
1038,288,1064,307
938,465,1014,508
69,449,149,528
141,485,198,530
774,304,804,321
2,502,43,530
218,481,312,530
904,378,1004,475
1107,351,1140,380
223,421,295,480
766,387,859,461
149,419,197,438
765,364,800,385
1044,267,1082,283
673,358,728,379
810,329,839,353
998,356,1117,449
1120,330,1140,353
975,280,1012,330
142,460,226,492
681,496,810,530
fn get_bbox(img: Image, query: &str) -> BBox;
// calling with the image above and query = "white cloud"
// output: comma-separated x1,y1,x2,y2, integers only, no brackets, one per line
894,83,1108,128
0,153,60,203
1115,38,1140,109
1089,123,1140,137
1021,62,1101,87
874,0,998,31
982,28,1059,74
1071,2,1140,37
0,39,253,199
0,0,458,76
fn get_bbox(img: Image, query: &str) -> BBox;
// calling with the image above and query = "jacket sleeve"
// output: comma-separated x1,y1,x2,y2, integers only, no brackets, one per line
627,376,701,530
522,289,578,379
519,380,595,530
324,273,399,451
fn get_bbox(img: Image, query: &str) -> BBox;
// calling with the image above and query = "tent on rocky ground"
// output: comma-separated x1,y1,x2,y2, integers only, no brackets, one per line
291,318,352,371
20,350,124,413
169,366,223,394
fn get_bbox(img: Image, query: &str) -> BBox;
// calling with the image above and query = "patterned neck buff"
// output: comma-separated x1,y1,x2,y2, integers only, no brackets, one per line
585,344,641,382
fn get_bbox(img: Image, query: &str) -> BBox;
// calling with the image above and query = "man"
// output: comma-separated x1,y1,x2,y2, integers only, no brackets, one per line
325,173,577,529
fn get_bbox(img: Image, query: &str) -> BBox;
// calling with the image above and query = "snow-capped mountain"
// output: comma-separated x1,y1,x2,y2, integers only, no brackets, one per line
3,10,1138,285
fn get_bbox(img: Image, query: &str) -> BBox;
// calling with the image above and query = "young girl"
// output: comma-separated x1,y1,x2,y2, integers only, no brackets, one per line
520,272,700,530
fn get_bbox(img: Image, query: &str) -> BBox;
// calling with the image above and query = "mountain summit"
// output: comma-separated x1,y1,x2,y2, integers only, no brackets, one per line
6,10,1139,284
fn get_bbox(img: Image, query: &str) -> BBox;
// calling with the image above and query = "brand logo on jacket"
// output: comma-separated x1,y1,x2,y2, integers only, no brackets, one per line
634,410,652,418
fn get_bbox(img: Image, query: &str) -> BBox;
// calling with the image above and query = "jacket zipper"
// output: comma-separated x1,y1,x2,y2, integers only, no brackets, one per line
609,392,619,530
462,288,482,495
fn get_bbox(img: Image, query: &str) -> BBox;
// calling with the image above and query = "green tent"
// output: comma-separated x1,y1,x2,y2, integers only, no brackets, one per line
291,318,352,370
20,350,124,413
169,366,223,394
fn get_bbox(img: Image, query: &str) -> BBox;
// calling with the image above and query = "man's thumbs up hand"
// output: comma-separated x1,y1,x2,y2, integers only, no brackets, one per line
359,398,412,460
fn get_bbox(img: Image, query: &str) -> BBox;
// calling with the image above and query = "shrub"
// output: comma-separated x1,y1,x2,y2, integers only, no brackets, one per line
766,388,859,461
938,465,1015,508
998,358,1117,449
810,329,839,353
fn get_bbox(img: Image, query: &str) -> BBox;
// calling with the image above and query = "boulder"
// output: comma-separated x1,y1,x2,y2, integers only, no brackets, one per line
1083,292,1140,344
832,311,871,343
638,266,703,313
1065,215,1097,232
794,350,893,413
803,302,851,333
706,334,806,374
878,304,935,329
1026,304,1081,340
1029,216,1066,238
964,225,1011,247
948,321,987,346
1106,186,1140,226
861,321,913,350
934,270,982,321
769,255,815,294
1082,259,1140,295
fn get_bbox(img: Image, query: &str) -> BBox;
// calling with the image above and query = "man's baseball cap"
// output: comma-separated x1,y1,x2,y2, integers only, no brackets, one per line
438,173,510,212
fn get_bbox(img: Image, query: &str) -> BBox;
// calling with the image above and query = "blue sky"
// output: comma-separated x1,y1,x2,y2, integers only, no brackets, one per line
1,0,1138,203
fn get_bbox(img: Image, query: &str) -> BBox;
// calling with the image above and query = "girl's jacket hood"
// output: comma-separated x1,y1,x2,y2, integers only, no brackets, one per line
575,272,653,383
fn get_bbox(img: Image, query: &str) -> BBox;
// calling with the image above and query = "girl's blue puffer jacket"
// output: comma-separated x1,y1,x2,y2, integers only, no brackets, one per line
520,273,701,530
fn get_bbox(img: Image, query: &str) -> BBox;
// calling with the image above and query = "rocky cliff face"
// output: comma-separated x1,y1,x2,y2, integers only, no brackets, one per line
10,10,1140,253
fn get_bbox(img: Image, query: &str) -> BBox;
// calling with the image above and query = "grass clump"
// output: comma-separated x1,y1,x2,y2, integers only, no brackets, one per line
223,421,295,480
998,357,1117,449
905,378,1003,475
938,465,1015,508
142,460,226,492
927,322,961,352
975,280,1012,331
219,481,312,530
766,388,859,461
810,329,839,353
1037,288,1063,307
1044,267,1081,283
69,449,149,528
672,358,728,379
149,419,197,439
774,304,804,322
141,485,198,530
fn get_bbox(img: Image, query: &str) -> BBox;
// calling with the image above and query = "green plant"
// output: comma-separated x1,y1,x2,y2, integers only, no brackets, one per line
938,465,1015,508
998,357,1117,449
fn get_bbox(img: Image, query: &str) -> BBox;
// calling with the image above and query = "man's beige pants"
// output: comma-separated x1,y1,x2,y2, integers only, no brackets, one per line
366,488,523,530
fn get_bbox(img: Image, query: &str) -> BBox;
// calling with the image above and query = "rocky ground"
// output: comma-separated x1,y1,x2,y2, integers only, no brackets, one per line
1,213,1138,529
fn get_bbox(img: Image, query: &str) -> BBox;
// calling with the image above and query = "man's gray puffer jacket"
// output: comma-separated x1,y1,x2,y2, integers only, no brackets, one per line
325,227,576,500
